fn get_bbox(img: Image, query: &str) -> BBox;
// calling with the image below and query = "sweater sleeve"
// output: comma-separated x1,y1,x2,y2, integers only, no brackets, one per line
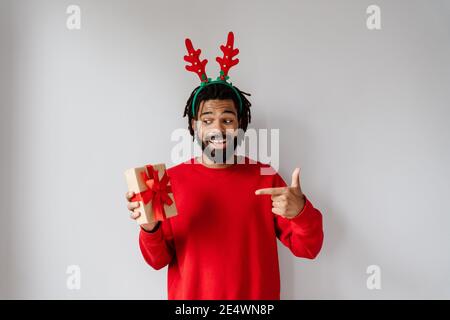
139,220,175,270
272,173,324,259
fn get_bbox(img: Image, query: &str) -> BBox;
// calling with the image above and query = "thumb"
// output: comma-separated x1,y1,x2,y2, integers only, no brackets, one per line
291,167,300,188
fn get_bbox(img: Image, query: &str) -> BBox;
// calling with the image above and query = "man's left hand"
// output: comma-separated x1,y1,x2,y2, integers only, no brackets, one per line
255,168,306,219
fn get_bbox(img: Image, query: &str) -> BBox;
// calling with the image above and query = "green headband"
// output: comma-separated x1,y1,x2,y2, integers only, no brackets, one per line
191,78,243,117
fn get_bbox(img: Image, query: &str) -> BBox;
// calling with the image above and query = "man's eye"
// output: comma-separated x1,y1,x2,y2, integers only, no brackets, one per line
223,119,234,124
202,119,212,125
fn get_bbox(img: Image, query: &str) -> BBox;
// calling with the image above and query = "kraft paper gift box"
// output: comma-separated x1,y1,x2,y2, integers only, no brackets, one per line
124,163,177,225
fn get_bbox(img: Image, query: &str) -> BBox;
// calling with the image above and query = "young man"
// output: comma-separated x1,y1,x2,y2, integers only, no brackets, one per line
125,33,324,299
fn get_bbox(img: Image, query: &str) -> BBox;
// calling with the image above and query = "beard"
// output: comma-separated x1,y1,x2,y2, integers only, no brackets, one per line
195,130,243,164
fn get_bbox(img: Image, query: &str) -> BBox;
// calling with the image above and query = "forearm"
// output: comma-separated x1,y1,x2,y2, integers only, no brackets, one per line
139,222,174,270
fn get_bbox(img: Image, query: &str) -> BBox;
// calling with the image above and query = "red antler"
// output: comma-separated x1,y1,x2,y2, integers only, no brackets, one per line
184,38,208,82
216,31,239,80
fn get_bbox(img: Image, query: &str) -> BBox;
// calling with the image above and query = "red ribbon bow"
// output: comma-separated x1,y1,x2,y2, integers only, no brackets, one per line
130,165,173,221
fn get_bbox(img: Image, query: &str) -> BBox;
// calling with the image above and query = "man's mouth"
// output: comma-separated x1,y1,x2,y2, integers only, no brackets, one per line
207,136,227,148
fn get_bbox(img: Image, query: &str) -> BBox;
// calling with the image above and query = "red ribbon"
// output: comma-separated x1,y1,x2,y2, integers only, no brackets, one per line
130,165,173,221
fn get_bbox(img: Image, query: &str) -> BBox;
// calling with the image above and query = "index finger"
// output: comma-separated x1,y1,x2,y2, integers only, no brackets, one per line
255,187,288,196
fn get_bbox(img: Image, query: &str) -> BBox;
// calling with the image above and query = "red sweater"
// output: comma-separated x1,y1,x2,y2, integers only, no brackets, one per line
139,157,324,300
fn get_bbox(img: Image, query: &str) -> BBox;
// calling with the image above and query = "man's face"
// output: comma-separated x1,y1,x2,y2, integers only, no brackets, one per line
192,99,239,163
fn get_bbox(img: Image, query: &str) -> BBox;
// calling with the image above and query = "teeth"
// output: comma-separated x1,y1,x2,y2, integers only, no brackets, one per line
209,138,225,143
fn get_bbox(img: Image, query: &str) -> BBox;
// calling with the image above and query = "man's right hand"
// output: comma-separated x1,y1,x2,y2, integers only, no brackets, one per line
126,191,159,232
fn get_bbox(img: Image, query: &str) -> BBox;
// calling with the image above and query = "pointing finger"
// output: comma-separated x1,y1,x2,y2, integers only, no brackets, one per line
255,187,288,196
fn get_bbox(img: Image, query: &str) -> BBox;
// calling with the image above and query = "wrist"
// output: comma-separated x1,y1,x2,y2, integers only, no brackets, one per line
141,221,160,233
290,194,306,219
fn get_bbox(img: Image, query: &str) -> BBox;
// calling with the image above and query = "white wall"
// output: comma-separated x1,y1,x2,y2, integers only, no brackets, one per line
1,0,449,299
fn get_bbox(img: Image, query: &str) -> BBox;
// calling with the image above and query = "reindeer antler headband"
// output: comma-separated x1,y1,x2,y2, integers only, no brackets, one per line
184,31,243,117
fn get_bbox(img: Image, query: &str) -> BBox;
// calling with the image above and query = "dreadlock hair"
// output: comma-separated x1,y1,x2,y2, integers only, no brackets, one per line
183,82,252,138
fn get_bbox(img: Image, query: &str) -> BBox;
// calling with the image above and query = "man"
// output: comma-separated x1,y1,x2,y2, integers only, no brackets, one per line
125,33,324,299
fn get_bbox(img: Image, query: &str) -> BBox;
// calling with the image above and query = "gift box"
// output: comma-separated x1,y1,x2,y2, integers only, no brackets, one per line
124,163,177,225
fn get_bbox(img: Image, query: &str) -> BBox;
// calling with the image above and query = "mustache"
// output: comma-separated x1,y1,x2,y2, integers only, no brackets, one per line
195,130,245,164
203,132,234,141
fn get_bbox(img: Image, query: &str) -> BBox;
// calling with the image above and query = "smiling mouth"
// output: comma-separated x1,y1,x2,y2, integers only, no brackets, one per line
206,136,227,148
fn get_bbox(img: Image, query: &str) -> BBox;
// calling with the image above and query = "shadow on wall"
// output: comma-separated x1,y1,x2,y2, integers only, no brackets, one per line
252,109,348,299
260,111,425,299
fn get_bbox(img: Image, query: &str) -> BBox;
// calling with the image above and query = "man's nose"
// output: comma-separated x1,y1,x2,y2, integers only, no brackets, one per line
210,119,226,132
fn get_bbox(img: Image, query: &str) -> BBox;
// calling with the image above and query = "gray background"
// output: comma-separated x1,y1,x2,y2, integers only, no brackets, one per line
1,0,449,299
